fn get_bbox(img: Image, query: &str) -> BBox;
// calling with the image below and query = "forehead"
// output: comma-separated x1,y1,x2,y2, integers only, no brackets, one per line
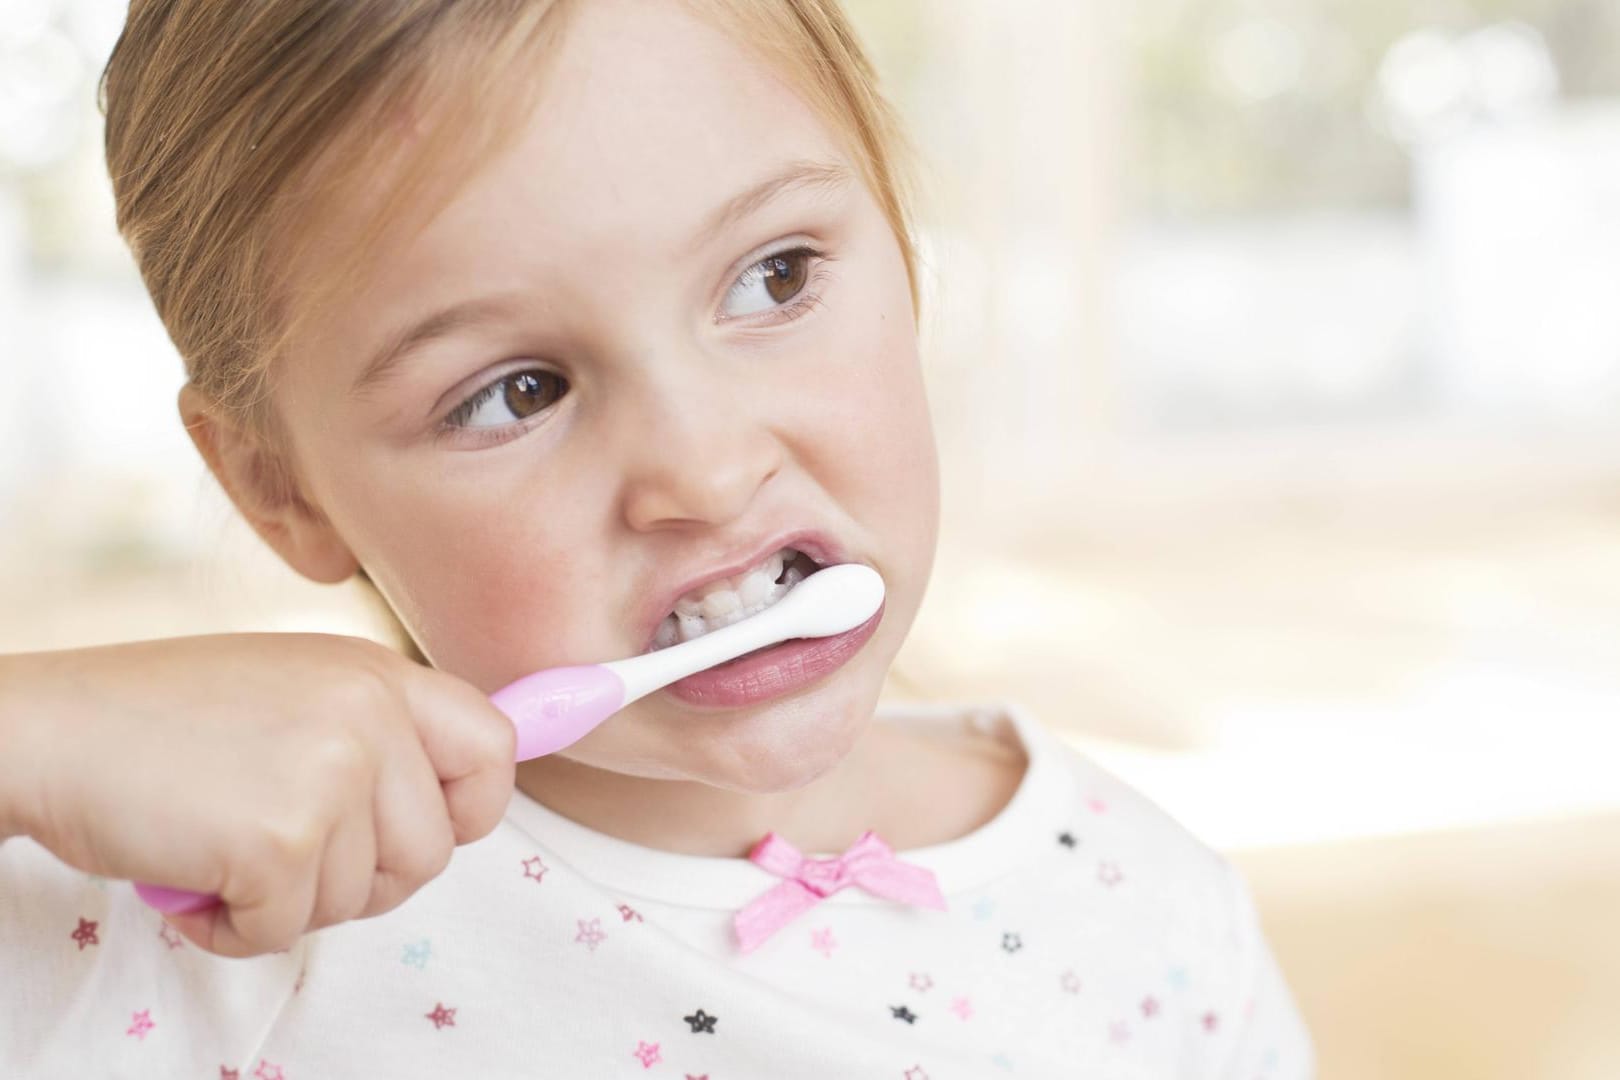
300,0,848,325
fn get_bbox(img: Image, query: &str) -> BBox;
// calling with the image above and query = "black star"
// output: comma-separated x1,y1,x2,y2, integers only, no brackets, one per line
1002,931,1023,953
683,1008,718,1034
890,1004,917,1024
1057,831,1078,849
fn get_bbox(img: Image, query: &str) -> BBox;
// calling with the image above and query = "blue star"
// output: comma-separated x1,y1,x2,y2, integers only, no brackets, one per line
991,1051,1015,1070
402,939,432,969
972,895,996,921
1167,965,1188,990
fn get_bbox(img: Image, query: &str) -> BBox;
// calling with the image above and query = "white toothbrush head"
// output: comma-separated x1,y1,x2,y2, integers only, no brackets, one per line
767,561,885,636
602,562,885,705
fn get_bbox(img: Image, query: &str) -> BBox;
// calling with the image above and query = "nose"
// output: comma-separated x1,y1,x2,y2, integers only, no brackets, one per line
616,362,784,532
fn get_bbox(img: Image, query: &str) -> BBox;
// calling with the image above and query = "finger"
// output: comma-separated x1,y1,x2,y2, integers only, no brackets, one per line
401,668,516,844
362,734,456,919
193,843,321,959
306,800,378,932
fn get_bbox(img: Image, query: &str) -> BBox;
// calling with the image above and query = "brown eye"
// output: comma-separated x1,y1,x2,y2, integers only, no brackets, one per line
719,246,822,319
762,252,810,304
446,368,569,430
503,371,566,419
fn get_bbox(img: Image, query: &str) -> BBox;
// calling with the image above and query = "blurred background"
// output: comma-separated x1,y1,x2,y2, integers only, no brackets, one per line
2,1,1617,1075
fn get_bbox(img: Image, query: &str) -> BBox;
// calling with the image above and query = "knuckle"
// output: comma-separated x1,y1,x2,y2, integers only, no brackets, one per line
326,661,399,722
400,831,455,884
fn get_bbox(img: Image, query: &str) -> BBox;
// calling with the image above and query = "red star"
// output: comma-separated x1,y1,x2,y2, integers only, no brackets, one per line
1097,861,1124,887
1059,969,1082,994
252,1061,285,1080
908,972,934,992
125,1009,154,1040
294,968,306,995
1141,995,1160,1018
158,923,184,950
631,1040,661,1068
426,1003,457,1029
70,917,99,950
1202,1010,1220,1032
219,1069,239,1080
685,1075,709,1080
521,855,549,883
617,903,644,922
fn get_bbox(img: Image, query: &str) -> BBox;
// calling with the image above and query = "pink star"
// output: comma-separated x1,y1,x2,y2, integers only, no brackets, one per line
685,1075,709,1080
126,1009,154,1040
158,923,184,950
252,1062,285,1080
1202,1010,1220,1032
904,1068,931,1080
948,995,973,1020
1059,969,1082,994
810,926,837,957
575,917,606,951
521,855,549,883
617,903,644,922
1097,861,1124,888
631,1040,661,1068
1141,995,1160,1018
219,1069,239,1080
1109,1020,1131,1044
908,972,933,992
425,1003,457,1029
70,917,99,950
1086,797,1109,814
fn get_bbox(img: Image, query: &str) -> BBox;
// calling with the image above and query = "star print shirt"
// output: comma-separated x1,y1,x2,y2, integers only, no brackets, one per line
0,701,1315,1079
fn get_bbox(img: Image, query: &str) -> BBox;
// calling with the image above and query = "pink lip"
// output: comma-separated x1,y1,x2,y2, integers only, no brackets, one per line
635,528,848,653
658,598,885,708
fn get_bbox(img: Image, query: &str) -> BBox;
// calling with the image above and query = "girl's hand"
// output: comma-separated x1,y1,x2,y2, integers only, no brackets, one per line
0,634,515,958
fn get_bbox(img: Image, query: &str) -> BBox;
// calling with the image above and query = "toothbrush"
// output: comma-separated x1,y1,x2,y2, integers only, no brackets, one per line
135,562,885,915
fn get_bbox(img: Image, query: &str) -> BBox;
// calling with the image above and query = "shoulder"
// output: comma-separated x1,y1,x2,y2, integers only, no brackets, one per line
1019,713,1316,1076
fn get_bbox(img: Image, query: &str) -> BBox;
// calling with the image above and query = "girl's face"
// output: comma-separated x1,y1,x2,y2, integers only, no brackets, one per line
265,0,938,792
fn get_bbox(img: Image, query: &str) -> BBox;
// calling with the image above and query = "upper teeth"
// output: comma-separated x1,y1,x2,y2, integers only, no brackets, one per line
653,547,812,649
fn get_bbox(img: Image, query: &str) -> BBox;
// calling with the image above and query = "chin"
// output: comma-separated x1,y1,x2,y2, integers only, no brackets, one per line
679,677,881,794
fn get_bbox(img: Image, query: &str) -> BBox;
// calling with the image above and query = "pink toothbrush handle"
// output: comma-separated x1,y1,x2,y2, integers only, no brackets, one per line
135,664,627,913
490,664,626,762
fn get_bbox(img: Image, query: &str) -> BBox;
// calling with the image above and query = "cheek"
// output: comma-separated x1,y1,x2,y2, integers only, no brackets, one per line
328,462,609,689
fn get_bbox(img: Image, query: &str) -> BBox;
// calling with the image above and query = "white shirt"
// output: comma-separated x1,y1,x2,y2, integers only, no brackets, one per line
1,702,1314,1078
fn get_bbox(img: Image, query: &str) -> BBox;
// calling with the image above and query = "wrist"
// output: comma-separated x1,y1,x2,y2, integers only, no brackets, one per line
0,651,49,841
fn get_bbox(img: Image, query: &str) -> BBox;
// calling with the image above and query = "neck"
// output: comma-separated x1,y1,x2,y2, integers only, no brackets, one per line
512,713,1027,858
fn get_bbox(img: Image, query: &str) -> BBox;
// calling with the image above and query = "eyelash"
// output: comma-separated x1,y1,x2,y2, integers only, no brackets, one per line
437,245,832,449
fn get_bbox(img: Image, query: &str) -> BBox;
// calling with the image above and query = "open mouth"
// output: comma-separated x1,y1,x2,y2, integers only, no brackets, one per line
648,546,825,652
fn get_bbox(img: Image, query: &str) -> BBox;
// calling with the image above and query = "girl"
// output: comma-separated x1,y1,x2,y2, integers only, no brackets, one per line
0,0,1315,1076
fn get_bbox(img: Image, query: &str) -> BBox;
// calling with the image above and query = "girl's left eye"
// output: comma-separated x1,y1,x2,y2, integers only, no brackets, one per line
720,247,821,319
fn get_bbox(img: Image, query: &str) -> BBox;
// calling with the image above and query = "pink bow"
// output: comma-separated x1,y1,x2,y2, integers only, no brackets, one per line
732,829,947,953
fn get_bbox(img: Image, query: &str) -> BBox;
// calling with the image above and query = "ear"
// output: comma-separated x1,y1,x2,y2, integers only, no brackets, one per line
179,383,360,584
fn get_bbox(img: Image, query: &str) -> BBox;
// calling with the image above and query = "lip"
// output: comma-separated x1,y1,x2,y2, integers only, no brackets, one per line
635,528,849,654
660,597,886,709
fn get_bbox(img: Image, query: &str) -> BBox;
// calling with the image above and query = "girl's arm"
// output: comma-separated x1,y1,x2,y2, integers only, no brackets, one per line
0,635,516,956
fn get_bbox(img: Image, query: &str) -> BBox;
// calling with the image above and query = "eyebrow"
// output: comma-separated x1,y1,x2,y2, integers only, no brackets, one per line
352,160,854,397
696,158,854,247
351,297,515,398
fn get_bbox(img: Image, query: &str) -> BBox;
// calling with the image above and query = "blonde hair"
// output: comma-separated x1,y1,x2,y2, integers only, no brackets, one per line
100,0,920,431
